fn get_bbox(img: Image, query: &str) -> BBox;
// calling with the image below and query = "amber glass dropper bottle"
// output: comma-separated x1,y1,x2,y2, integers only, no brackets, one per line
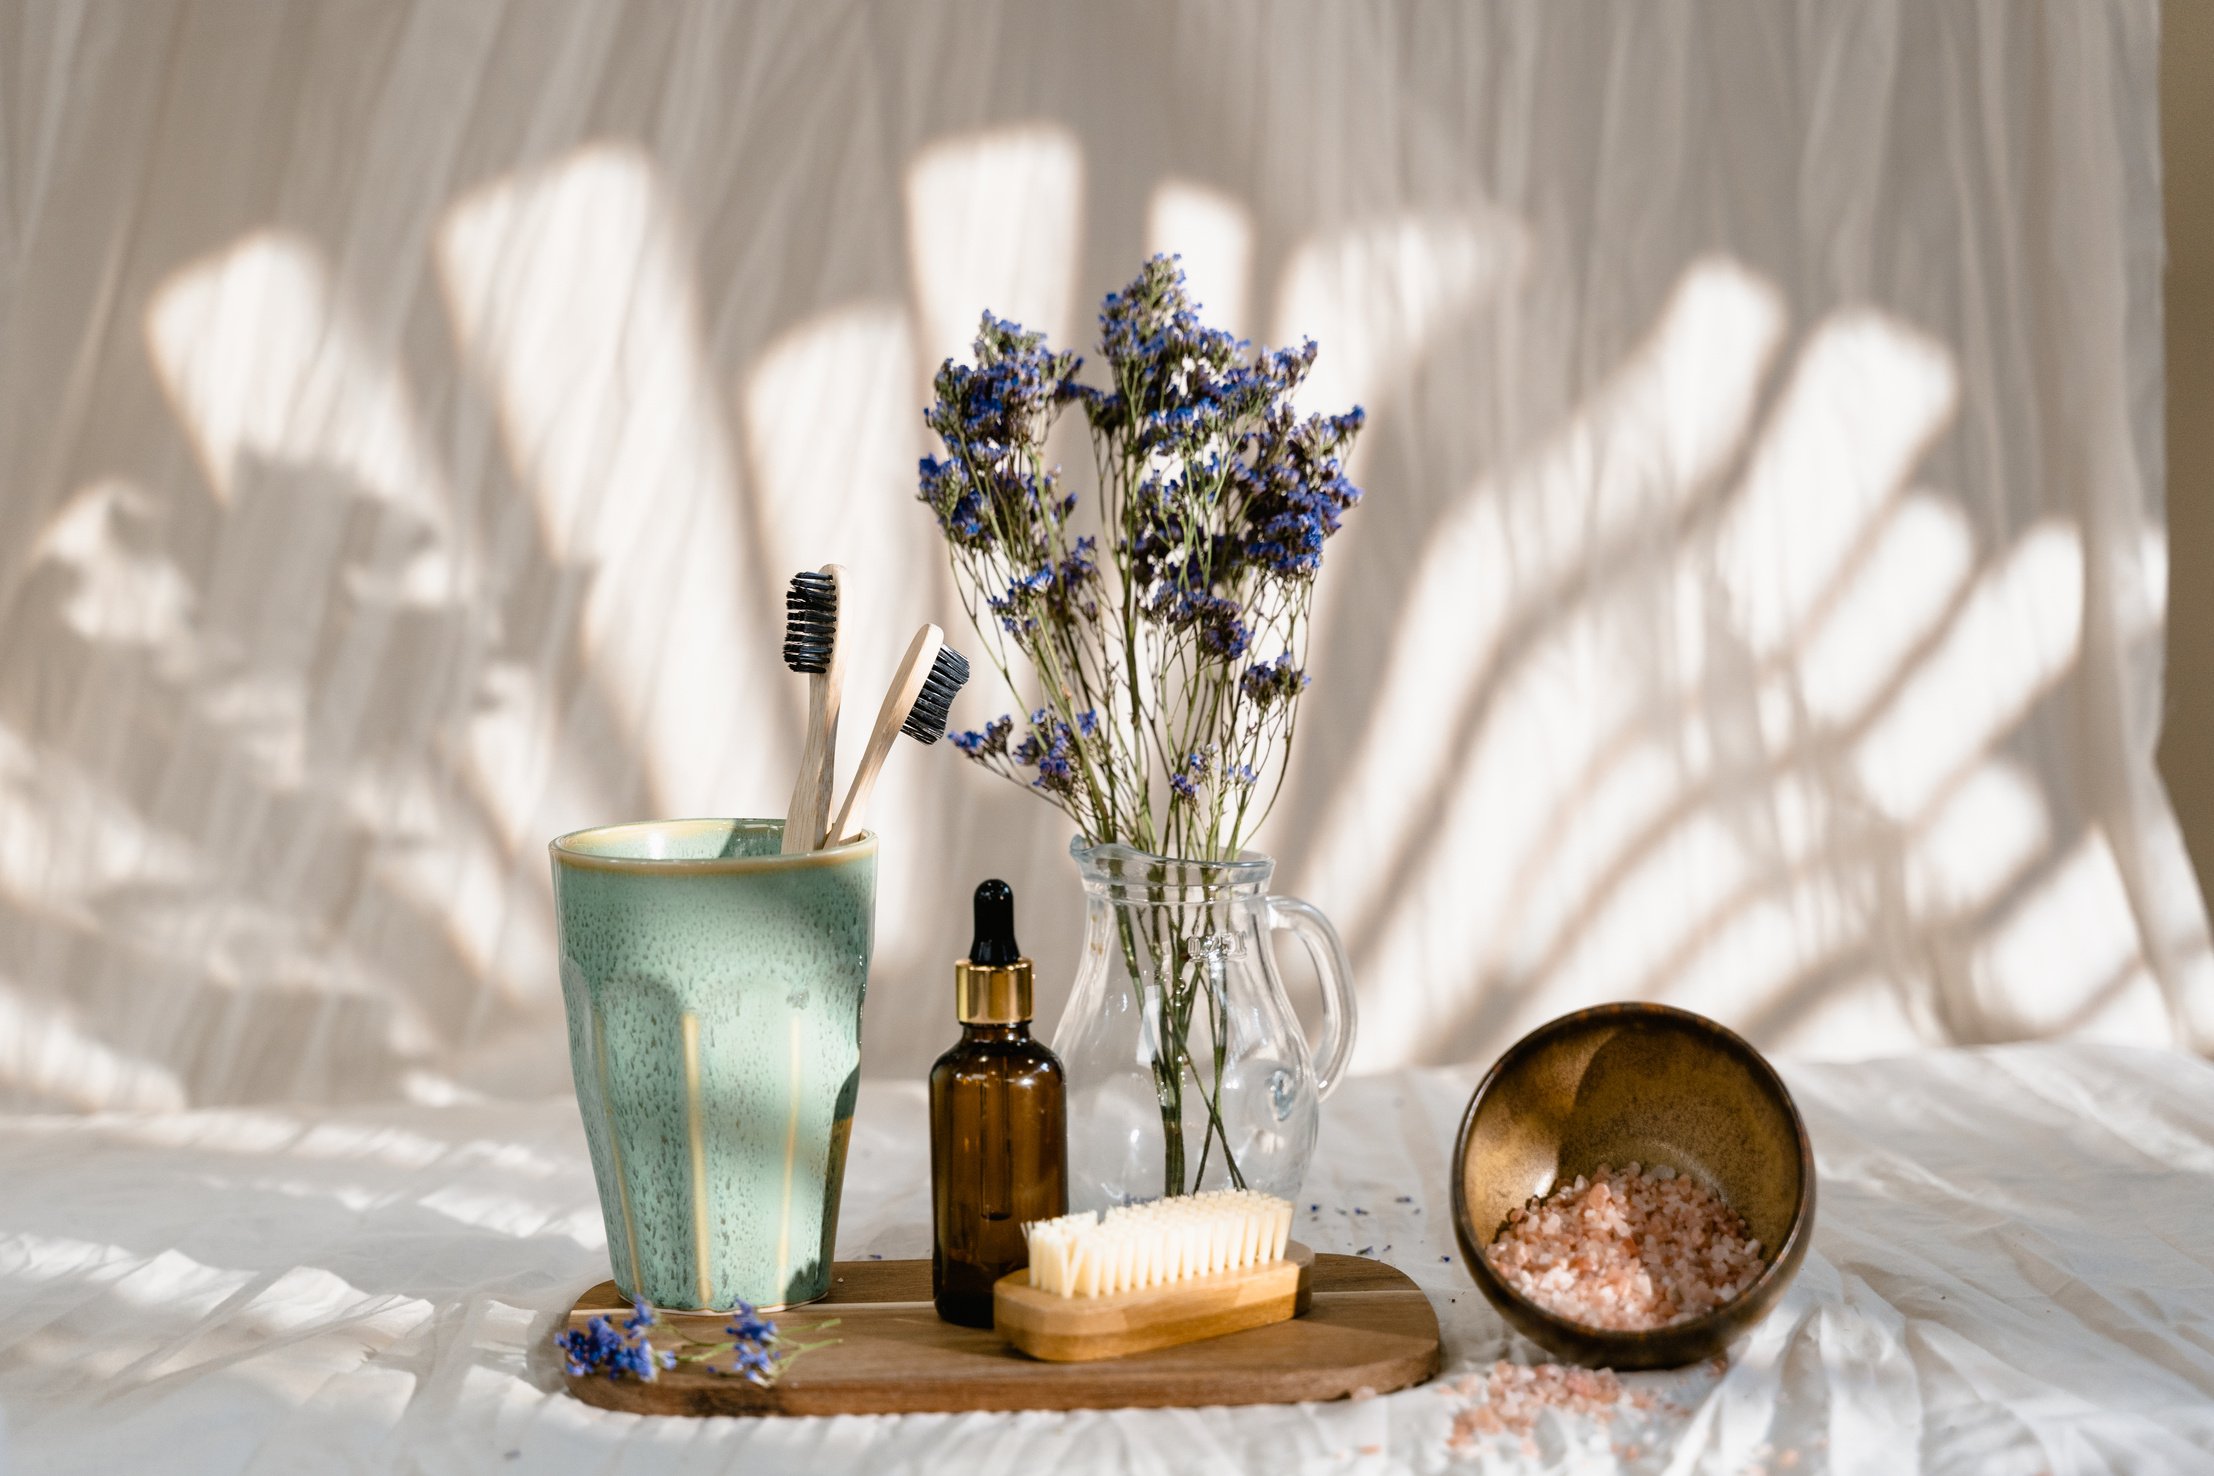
929,879,1068,1327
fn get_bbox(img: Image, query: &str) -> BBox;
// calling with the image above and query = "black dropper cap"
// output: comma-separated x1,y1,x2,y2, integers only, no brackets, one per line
969,879,1022,965
956,880,1031,1023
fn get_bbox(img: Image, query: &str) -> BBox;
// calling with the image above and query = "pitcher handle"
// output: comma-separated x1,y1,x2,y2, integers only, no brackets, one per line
1265,895,1358,1100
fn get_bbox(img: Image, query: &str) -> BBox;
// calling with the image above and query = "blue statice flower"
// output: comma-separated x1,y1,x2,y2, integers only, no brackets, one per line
918,315,1082,549
987,561,1057,634
725,1301,777,1347
1226,762,1260,787
1122,466,1189,572
728,1340,780,1385
1049,533,1093,597
1234,402,1365,579
1137,531,1251,655
1240,653,1310,708
713,1299,784,1385
1035,742,1076,791
1198,600,1252,659
1148,587,1249,659
918,454,988,546
927,315,1075,448
987,535,1103,635
557,1316,620,1378
558,1307,676,1382
1168,747,1215,804
1075,708,1100,738
1007,707,1085,798
1031,719,1079,795
1087,260,1361,666
952,713,1014,757
1085,256,1253,459
987,585,1043,635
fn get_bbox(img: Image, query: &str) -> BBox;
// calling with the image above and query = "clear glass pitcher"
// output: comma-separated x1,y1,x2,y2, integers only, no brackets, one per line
1052,838,1358,1209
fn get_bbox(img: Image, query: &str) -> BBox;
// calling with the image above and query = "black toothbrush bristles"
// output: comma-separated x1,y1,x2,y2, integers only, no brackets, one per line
901,646,970,744
783,572,837,674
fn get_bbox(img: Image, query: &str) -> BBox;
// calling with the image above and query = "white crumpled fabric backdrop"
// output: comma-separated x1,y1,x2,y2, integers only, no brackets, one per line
2,1044,2211,1473
0,0,2208,1109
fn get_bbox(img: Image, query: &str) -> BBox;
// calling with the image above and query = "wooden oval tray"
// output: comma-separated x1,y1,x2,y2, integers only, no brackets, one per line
559,1252,1441,1416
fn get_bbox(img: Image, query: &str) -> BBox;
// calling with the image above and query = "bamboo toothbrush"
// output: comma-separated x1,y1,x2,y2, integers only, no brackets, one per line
780,565,845,854
824,623,970,847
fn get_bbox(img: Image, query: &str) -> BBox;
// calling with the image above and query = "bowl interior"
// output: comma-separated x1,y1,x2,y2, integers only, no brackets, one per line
1458,1007,1806,1272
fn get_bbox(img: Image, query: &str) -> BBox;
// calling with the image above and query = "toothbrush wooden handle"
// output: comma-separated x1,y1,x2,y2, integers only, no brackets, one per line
782,565,845,854
781,673,838,852
826,623,942,848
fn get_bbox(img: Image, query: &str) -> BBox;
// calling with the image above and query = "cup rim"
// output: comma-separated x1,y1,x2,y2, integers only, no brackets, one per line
549,817,877,874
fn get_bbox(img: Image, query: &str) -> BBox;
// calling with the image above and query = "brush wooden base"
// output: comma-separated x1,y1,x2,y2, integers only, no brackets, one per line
557,1249,1438,1416
993,1241,1315,1361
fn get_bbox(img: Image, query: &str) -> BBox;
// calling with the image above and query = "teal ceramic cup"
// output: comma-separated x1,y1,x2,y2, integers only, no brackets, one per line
549,818,876,1311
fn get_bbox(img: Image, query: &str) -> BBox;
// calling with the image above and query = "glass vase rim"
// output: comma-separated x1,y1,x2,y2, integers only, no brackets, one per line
1068,834,1275,886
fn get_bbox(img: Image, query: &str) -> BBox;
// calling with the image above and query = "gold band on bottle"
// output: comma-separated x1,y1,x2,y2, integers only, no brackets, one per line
955,957,1034,1024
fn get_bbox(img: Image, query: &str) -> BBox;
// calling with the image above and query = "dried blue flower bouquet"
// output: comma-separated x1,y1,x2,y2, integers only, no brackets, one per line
921,256,1366,1197
923,254,1364,857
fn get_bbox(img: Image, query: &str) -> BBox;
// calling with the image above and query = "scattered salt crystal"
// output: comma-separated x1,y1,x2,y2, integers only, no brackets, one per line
1444,1361,1632,1447
1484,1163,1767,1330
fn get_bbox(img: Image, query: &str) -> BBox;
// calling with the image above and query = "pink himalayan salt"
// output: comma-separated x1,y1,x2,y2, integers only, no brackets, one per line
1443,1360,1657,1450
1485,1161,1766,1330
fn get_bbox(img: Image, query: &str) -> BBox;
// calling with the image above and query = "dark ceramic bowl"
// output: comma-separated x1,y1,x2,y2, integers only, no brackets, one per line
1450,1003,1815,1369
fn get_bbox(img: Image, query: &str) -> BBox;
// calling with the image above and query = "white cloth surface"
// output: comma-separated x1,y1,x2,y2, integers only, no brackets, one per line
1,0,2208,1114
2,1044,2210,1475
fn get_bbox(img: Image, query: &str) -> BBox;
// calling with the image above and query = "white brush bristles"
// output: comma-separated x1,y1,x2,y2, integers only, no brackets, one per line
1023,1190,1295,1298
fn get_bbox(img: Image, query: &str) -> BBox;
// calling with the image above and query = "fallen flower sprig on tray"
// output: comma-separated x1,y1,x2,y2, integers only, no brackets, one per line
556,1299,674,1381
557,1299,842,1386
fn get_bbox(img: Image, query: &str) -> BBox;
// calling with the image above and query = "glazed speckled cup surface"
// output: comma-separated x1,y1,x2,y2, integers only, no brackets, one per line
550,818,876,1312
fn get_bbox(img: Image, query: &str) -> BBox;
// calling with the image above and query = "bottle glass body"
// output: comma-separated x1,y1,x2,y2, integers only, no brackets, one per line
929,1023,1067,1327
